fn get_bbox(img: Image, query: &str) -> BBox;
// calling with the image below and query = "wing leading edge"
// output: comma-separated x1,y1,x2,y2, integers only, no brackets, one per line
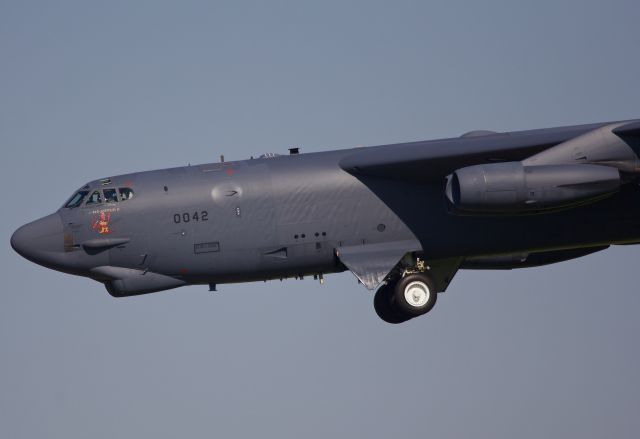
339,120,637,183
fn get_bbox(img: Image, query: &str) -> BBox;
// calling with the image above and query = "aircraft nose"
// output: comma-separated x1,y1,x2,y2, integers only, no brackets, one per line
11,213,64,262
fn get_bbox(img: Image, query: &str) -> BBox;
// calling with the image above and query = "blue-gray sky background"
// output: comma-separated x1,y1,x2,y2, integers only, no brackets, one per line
2,1,640,437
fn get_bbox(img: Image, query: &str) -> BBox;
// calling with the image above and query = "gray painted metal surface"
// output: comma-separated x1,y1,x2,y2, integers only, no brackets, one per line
10,119,640,321
337,239,421,289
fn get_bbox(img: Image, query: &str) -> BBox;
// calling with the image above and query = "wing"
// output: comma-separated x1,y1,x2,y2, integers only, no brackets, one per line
335,119,639,291
339,120,634,182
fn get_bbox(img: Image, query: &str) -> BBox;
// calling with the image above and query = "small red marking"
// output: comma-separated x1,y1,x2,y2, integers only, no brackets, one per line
123,180,134,186
179,268,189,274
92,211,113,234
226,168,234,176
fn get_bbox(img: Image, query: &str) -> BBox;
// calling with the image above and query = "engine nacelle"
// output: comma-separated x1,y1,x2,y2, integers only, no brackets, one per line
445,162,620,214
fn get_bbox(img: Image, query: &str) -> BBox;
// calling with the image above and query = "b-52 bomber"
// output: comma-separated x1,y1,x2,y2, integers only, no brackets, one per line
11,120,640,323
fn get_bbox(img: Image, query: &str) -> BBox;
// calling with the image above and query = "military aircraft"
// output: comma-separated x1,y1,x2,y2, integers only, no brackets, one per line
11,120,640,323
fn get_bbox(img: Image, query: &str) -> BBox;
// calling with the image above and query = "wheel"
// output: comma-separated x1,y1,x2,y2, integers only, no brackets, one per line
374,283,411,324
393,273,437,317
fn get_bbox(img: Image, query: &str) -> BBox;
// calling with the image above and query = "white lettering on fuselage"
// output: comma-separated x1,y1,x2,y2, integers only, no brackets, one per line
89,207,121,215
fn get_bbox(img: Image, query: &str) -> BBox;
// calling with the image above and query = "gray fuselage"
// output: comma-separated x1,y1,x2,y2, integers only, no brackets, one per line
12,120,640,298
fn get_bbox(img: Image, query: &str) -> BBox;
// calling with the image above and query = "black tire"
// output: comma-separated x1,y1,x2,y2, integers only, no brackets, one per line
393,273,437,317
374,283,411,324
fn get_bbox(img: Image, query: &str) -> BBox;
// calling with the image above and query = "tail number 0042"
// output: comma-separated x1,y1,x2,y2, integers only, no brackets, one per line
173,211,209,224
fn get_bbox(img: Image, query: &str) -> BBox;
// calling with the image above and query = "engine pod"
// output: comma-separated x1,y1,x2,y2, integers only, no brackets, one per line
445,162,621,214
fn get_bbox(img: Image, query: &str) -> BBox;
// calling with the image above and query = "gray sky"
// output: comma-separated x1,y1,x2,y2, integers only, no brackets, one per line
2,1,640,438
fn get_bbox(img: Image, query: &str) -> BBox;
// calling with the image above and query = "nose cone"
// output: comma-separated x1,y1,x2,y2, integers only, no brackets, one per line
11,213,64,266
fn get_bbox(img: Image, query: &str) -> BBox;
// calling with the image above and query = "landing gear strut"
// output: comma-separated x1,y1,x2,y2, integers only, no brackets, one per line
373,272,438,324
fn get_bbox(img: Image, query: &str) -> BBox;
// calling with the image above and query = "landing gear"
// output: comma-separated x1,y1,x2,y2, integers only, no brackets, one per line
374,282,410,324
373,272,438,324
394,273,437,317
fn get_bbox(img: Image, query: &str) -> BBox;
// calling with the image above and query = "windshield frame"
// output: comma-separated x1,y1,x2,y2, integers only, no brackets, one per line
63,190,89,208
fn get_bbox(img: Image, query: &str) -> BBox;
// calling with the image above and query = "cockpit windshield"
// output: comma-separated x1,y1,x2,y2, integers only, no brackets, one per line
64,191,89,208
119,188,134,200
64,187,135,208
86,190,103,205
104,188,118,203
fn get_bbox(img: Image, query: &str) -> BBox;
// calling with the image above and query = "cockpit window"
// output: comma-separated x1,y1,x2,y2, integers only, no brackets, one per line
86,190,103,205
104,188,118,203
64,191,89,208
119,188,134,201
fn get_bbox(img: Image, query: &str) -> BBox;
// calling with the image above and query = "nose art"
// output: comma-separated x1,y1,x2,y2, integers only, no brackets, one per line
11,213,64,260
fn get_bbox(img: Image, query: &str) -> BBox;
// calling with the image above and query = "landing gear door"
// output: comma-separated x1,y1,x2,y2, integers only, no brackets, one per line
336,239,422,290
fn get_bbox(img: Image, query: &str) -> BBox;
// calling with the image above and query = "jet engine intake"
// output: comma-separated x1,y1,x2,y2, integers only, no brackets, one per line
445,162,620,214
